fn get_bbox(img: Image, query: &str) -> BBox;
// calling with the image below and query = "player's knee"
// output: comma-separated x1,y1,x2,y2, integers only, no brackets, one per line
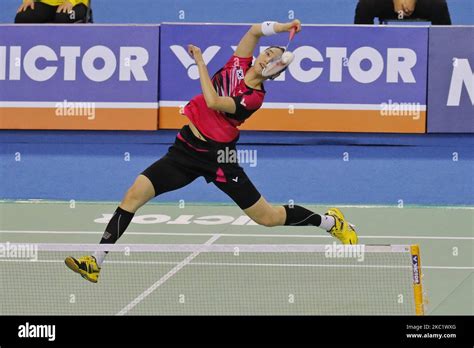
123,184,147,208
255,214,279,227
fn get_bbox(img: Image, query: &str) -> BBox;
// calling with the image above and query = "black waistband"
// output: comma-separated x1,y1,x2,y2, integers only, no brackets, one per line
179,125,238,150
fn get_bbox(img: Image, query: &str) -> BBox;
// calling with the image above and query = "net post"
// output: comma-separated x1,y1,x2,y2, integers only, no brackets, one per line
410,244,424,315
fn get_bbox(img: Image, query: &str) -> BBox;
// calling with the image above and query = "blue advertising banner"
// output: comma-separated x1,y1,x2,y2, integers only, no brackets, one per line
0,25,160,129
160,24,428,133
427,26,474,133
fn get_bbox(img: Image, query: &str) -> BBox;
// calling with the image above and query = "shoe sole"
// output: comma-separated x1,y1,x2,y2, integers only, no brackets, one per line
64,257,98,283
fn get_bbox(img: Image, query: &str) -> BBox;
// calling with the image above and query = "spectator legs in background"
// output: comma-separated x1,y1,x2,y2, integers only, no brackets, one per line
354,0,399,24
53,4,88,23
15,3,88,24
355,0,452,25
14,2,56,23
411,0,452,25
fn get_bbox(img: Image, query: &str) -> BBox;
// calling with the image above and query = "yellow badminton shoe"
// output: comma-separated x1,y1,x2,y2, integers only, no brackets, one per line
325,208,359,245
65,255,101,283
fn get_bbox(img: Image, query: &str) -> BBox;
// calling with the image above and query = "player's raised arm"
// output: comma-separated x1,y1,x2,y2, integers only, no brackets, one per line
234,20,302,58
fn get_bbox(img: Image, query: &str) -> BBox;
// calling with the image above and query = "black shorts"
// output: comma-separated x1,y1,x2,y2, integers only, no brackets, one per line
141,125,261,210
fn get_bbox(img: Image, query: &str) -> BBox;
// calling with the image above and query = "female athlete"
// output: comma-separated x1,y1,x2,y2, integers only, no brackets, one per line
65,20,358,283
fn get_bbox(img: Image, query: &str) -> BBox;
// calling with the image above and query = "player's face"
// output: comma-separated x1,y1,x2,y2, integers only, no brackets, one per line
254,48,283,75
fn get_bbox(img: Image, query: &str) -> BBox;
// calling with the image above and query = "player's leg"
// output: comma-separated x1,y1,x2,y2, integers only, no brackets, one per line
244,196,358,244
213,170,358,244
65,156,199,282
96,157,199,247
14,2,56,23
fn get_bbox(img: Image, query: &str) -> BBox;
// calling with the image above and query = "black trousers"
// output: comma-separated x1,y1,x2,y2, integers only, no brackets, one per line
354,0,452,25
15,2,88,23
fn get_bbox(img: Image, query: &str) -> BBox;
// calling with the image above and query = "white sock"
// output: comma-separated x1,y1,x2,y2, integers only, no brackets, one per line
92,251,107,267
319,215,335,232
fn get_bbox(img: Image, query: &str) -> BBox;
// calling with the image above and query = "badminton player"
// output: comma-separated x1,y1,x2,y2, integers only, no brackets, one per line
65,20,358,283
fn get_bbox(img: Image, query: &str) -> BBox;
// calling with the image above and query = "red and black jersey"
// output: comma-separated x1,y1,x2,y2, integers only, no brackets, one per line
183,55,266,143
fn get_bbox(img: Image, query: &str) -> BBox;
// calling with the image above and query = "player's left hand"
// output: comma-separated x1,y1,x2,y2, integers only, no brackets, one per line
188,44,204,64
57,0,74,13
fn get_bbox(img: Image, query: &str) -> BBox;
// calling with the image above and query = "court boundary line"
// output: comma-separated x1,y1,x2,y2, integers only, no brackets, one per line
1,230,473,240
116,234,220,316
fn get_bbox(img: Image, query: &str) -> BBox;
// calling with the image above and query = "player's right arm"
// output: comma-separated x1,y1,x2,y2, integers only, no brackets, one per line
234,20,302,58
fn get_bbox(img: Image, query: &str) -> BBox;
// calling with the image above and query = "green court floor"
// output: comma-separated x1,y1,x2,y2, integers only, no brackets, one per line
0,201,472,315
